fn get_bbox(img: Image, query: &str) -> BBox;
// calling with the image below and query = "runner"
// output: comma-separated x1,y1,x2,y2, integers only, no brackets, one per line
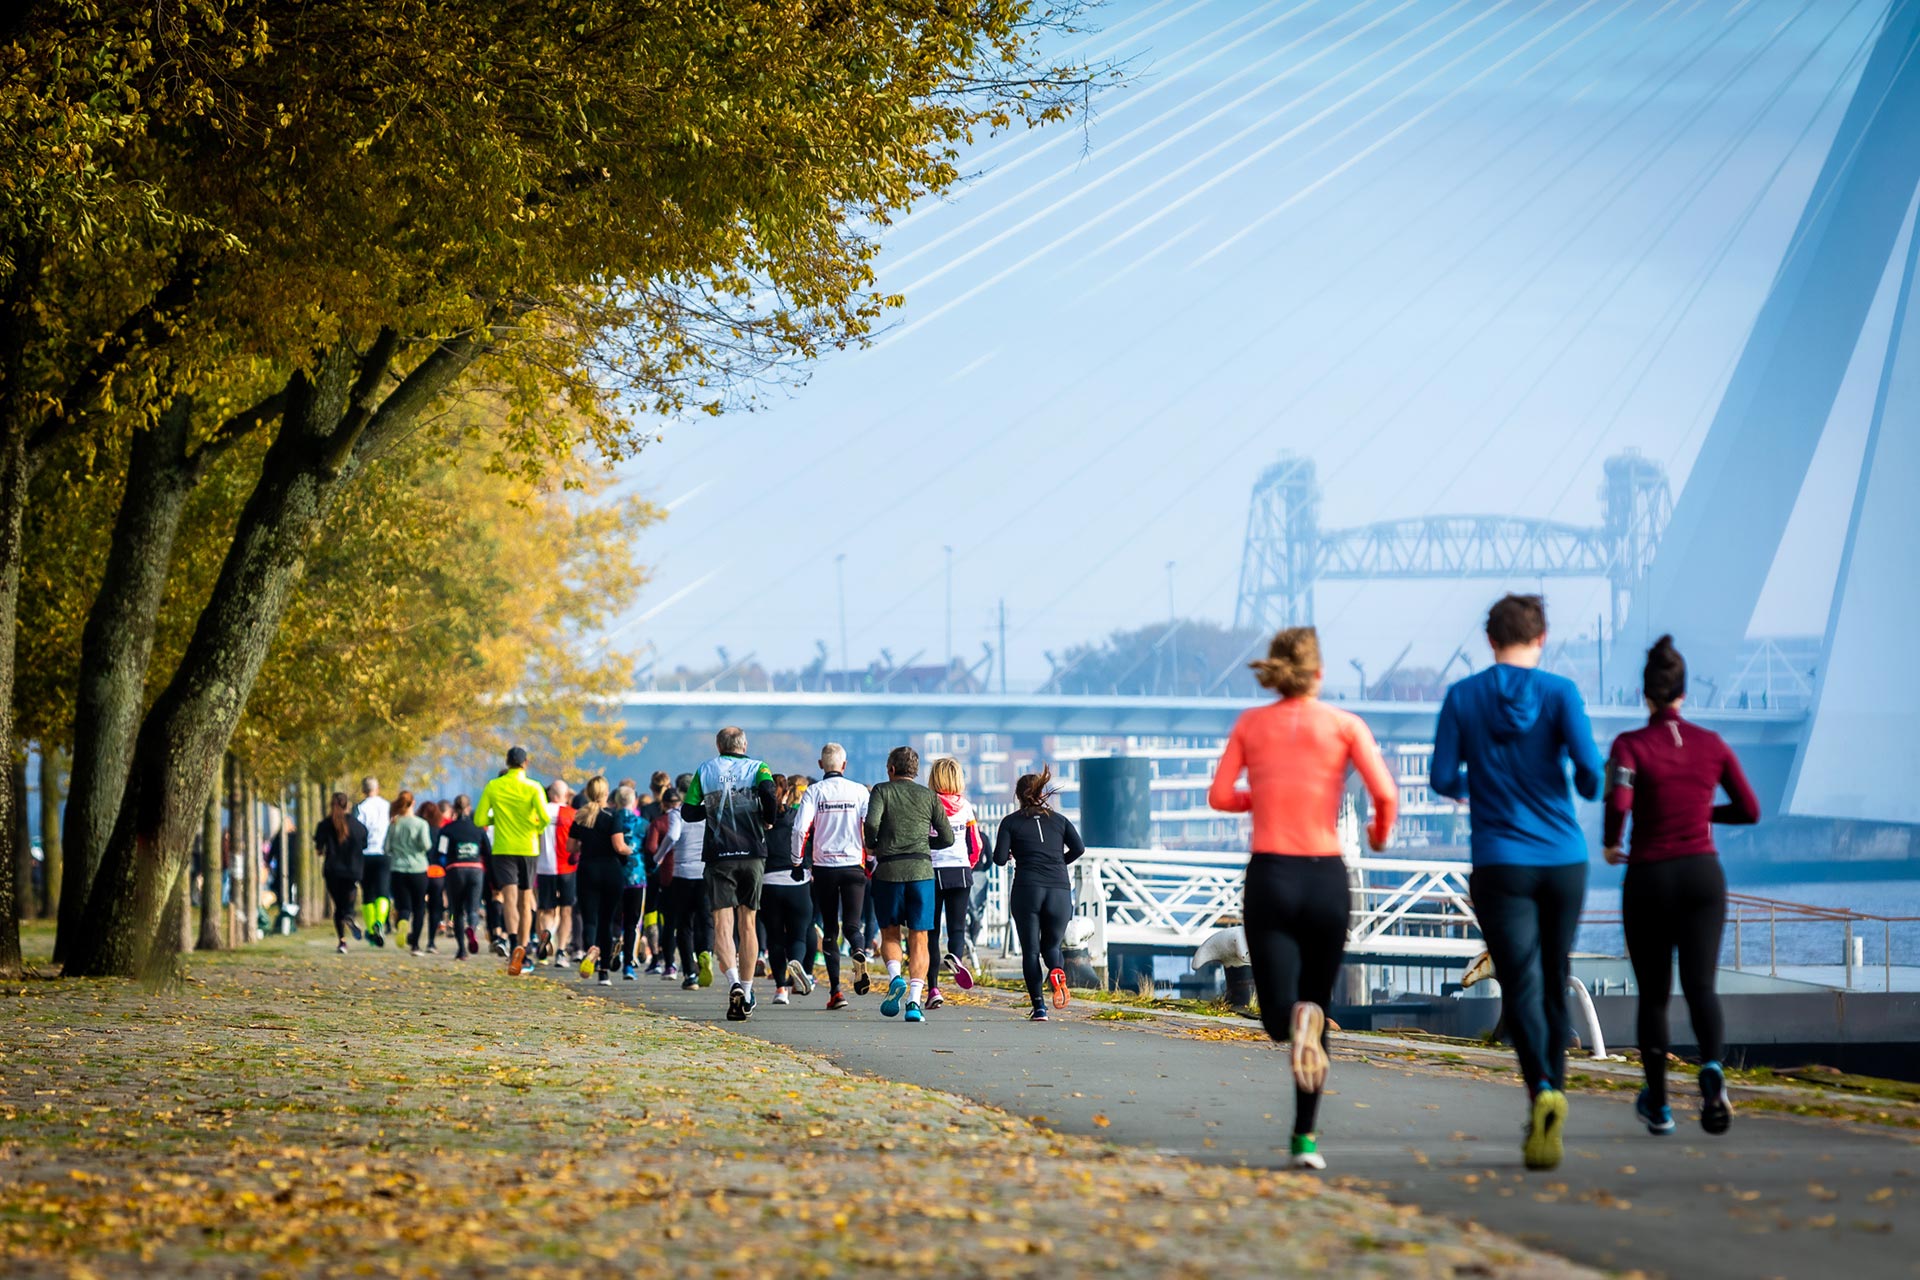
795,744,870,1011
476,746,552,976
316,792,368,954
567,776,624,986
927,756,980,1008
682,727,779,1021
644,787,678,978
991,769,1084,1022
864,745,955,1024
535,779,576,967
436,795,491,961
639,769,672,972
610,785,649,978
663,779,711,990
418,800,448,950
354,777,392,947
1431,594,1604,1171
1604,635,1761,1138
385,791,435,955
1208,626,1398,1172
761,775,814,1004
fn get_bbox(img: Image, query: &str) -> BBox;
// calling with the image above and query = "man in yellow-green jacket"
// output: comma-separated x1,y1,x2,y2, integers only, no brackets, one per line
478,745,551,975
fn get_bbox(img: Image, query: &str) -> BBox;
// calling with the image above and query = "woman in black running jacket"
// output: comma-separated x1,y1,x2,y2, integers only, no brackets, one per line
991,770,1084,1019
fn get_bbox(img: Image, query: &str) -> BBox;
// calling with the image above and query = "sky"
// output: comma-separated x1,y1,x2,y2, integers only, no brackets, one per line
600,0,1898,690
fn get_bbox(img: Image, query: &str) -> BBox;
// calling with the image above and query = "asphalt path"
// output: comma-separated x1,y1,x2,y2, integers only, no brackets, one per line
597,968,1918,1279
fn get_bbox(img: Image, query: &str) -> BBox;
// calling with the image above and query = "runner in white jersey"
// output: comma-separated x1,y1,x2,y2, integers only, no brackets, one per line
664,778,712,990
793,743,871,1010
354,777,393,944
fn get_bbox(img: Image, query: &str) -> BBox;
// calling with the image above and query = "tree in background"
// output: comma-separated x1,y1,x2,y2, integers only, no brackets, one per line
1044,621,1273,699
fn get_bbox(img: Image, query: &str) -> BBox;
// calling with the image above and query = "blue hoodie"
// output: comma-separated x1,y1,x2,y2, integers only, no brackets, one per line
1430,664,1603,867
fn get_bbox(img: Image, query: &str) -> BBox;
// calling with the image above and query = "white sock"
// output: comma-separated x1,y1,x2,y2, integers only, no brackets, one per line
909,979,925,1005
743,979,753,997
886,959,902,979
725,967,739,986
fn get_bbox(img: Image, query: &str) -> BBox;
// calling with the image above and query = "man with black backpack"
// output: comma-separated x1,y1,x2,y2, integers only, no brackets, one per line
682,726,779,1021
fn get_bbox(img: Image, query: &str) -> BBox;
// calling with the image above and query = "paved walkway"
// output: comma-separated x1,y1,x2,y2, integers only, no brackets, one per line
611,972,1918,1280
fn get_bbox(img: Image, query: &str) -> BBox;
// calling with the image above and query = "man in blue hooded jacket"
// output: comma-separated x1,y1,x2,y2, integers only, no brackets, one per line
1431,593,1603,1172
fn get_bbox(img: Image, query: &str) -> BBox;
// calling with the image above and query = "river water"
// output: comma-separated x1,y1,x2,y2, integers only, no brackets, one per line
1578,872,1920,968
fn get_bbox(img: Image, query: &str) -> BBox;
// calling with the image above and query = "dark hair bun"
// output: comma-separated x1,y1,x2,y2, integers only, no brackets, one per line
1642,634,1687,706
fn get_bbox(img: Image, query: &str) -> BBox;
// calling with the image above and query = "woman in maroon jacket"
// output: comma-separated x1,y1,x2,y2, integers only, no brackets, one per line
1604,635,1761,1139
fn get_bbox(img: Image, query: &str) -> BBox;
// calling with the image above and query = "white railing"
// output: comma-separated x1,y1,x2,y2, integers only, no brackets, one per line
977,844,1487,963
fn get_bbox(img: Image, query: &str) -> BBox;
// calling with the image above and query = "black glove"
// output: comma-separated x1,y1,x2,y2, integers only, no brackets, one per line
790,865,806,882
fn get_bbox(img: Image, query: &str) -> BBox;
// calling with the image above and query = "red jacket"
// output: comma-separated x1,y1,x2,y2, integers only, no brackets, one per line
1604,706,1760,861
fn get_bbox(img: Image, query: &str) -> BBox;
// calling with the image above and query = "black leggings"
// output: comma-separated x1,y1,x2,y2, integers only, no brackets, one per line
621,886,646,963
581,860,627,976
326,875,359,941
1470,861,1588,1094
446,867,485,954
811,866,868,992
666,878,710,972
1243,855,1350,1137
1623,856,1726,1106
930,882,970,978
762,879,814,986
1010,880,1071,1007
391,872,431,948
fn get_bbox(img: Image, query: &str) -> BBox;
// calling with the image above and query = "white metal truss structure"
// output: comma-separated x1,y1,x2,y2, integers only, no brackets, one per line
978,845,1486,963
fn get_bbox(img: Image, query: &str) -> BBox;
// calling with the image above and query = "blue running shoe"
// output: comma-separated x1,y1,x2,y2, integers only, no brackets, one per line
623,964,637,981
904,1001,924,1023
880,975,907,1018
1699,1063,1733,1136
1635,1089,1675,1136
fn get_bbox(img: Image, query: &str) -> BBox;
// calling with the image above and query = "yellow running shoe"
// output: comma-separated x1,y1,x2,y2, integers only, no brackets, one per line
579,946,599,979
1523,1088,1568,1171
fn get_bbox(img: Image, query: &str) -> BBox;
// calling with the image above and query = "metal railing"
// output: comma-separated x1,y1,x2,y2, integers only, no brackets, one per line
1582,892,1920,991
977,846,1489,962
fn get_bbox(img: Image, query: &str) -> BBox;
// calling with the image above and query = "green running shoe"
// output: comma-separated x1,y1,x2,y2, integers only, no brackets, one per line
696,951,715,988
1523,1088,1568,1171
1289,1134,1326,1171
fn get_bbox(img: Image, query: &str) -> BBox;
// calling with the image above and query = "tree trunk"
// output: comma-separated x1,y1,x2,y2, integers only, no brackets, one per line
223,755,237,947
241,772,258,943
0,427,29,976
63,325,493,977
38,747,61,919
195,772,221,952
12,754,30,941
65,353,360,976
54,398,199,963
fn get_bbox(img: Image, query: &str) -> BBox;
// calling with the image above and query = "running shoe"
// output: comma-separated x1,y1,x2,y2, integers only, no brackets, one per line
508,945,526,976
696,951,715,989
337,940,348,955
727,983,748,1021
410,947,423,957
538,929,553,960
598,975,613,987
680,976,697,990
425,944,437,954
826,990,848,1011
579,946,600,979
644,957,662,975
1699,1063,1733,1136
623,964,637,981
1048,968,1069,1009
904,1001,924,1023
1029,1005,1049,1022
369,930,386,949
880,975,908,1018
851,950,871,996
948,953,974,991
1523,1088,1569,1171
1289,1002,1329,1095
774,989,790,1005
926,986,944,1010
467,927,481,955
785,959,815,997
1635,1089,1675,1136
743,988,757,1018
491,936,509,958
349,921,363,941
662,963,678,979
1289,1134,1327,1172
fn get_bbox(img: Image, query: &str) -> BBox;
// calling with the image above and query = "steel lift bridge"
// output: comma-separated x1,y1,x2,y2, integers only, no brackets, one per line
1232,451,1670,636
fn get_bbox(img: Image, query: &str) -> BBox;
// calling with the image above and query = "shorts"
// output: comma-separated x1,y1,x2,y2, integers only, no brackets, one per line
871,877,936,933
537,872,577,910
488,853,536,893
704,858,764,912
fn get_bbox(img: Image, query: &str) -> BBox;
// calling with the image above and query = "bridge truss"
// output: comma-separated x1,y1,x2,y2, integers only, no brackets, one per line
1235,451,1671,634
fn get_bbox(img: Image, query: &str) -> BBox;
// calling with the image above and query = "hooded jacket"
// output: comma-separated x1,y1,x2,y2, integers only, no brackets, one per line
1430,663,1603,867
